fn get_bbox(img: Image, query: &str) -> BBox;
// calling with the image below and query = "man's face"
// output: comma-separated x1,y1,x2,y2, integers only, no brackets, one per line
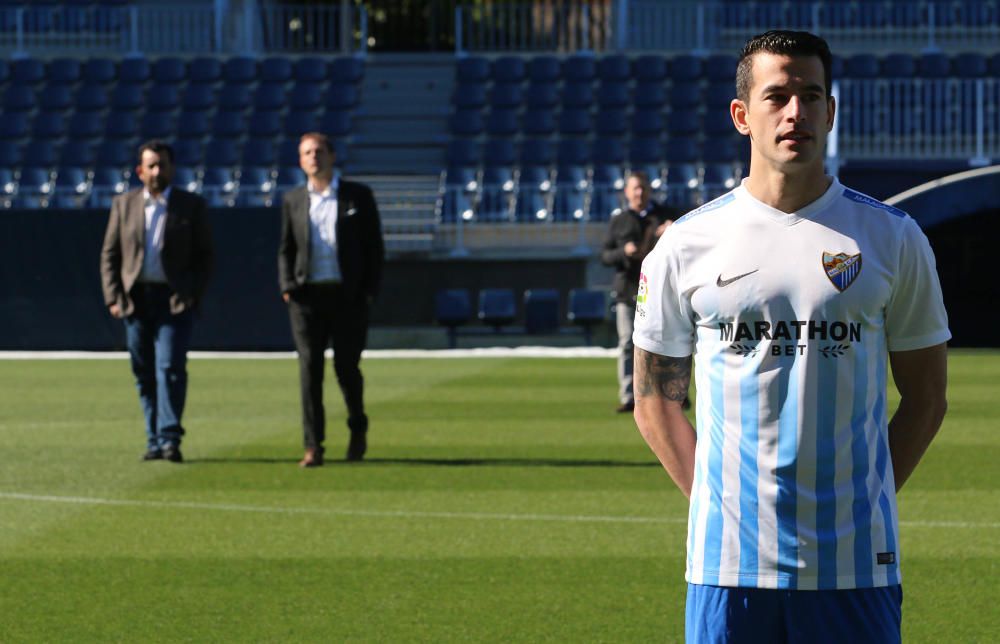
299,137,334,180
624,176,650,211
136,149,173,195
732,52,835,173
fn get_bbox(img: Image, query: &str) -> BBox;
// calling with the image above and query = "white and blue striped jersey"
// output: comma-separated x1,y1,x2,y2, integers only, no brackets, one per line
633,178,950,590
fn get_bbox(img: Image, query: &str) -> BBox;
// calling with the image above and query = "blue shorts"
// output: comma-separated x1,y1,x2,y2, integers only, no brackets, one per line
685,583,902,644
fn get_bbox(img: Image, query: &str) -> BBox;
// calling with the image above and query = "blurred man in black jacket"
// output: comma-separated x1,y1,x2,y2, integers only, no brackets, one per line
600,171,682,412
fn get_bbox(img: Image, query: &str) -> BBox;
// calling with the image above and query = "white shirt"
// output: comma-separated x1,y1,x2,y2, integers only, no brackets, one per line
634,178,950,590
139,186,170,283
306,178,341,283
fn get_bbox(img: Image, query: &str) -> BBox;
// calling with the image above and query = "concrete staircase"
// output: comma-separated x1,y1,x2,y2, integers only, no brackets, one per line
353,174,441,255
349,53,455,175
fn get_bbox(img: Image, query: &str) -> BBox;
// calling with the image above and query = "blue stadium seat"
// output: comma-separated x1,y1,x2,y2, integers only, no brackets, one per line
634,81,666,108
525,83,559,109
212,110,246,139
629,139,666,186
557,138,590,167
453,82,487,109
702,136,740,164
236,166,276,207
479,140,517,221
634,55,668,82
188,57,222,83
0,142,20,167
562,82,594,109
846,54,880,78
140,112,175,140
451,109,484,137
182,83,215,111
249,110,282,138
598,54,630,82
991,53,1000,77
172,167,200,193
119,58,150,84
705,81,734,109
522,108,556,136
48,58,81,84
918,52,951,77
953,53,987,78
669,55,702,81
204,140,239,168
289,83,322,110
12,58,45,85
631,108,663,137
294,57,327,83
665,137,699,164
881,53,916,78
261,56,293,83
3,86,36,112
442,162,477,223
667,110,701,136
446,138,480,167
488,82,523,108
17,167,55,202
318,110,351,137
39,84,73,112
58,142,96,168
457,56,490,83
592,137,625,166
485,108,519,137
0,113,28,140
218,84,251,111
558,109,591,136
174,139,205,168
224,57,257,84
520,138,553,167
32,112,67,140
435,289,472,347
568,288,606,345
562,55,595,82
0,60,9,85
597,82,629,109
492,56,526,83
326,83,359,110
478,289,516,329
110,84,143,111
484,138,516,167
283,109,320,137
153,57,187,85
201,167,239,206
83,58,116,84
241,139,277,168
703,110,735,137
275,165,302,190
95,141,130,169
254,82,287,111
703,163,741,199
514,165,553,222
104,111,138,141
704,54,737,81
277,139,302,168
595,108,627,136
669,81,702,109
524,289,560,334
177,110,209,140
329,57,364,84
75,84,109,112
53,166,91,207
147,85,180,113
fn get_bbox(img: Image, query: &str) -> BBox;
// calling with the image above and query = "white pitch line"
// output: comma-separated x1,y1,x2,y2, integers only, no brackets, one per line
0,347,617,360
0,492,996,530
0,492,682,525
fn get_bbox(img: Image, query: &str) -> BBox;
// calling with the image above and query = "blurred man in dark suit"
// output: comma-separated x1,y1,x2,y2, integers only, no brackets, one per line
100,139,213,463
279,132,384,467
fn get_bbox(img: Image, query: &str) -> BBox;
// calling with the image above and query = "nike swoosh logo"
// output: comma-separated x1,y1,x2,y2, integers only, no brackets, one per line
716,269,759,287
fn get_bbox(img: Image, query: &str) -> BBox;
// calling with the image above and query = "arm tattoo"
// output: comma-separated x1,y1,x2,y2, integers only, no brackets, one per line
635,348,691,401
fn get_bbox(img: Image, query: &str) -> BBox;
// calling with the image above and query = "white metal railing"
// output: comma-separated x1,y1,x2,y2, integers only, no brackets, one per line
0,1,365,56
456,1,612,54
624,0,1000,54
838,78,1000,163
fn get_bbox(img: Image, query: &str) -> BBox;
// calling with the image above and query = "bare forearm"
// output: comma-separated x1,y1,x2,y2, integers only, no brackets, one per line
633,347,695,498
888,396,946,491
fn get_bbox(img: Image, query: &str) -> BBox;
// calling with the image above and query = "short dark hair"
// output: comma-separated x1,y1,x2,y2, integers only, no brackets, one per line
300,132,334,153
137,139,174,164
736,30,833,102
624,170,649,186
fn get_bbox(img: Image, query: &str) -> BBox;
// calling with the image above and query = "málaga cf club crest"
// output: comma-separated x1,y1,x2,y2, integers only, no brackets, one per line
823,252,862,292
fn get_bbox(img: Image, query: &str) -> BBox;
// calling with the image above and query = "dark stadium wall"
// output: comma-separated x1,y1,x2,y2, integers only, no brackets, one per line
0,208,588,350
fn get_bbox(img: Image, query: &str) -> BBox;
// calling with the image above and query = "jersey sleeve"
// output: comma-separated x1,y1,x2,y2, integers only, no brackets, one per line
632,230,695,357
885,217,951,352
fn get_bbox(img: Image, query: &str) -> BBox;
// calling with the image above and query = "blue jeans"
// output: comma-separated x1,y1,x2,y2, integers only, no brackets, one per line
123,284,193,450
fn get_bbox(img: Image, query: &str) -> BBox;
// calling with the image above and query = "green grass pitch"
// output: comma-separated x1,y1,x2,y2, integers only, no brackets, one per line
0,351,996,642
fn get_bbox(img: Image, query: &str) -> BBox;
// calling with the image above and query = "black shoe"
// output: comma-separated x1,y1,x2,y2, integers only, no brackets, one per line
163,445,183,463
346,432,367,462
142,448,163,461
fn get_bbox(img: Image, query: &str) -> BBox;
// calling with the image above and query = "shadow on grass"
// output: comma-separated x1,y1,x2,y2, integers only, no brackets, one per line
189,456,659,468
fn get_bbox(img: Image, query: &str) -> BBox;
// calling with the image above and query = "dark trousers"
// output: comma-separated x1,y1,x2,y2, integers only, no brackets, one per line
287,283,369,450
123,283,193,450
